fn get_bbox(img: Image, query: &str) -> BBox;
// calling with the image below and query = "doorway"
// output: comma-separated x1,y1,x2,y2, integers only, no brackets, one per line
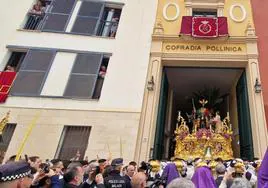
153,67,254,160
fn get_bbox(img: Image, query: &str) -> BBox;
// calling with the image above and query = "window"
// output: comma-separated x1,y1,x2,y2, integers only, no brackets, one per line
0,124,16,163
4,52,26,72
71,1,122,37
64,53,109,98
23,0,122,37
10,49,55,96
42,0,76,31
55,126,91,160
192,9,217,17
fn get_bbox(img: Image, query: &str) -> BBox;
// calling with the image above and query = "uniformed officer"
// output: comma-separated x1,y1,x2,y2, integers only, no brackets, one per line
104,158,131,188
0,161,33,188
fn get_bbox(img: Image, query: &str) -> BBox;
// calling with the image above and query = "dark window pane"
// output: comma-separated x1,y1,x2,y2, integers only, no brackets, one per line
64,75,96,98
78,1,103,17
71,17,98,34
58,126,91,160
21,50,54,71
42,14,69,31
72,54,102,74
11,72,46,95
50,0,75,14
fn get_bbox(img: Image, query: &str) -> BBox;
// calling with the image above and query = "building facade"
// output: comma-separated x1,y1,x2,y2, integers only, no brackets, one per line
250,0,268,126
0,0,158,162
135,0,268,162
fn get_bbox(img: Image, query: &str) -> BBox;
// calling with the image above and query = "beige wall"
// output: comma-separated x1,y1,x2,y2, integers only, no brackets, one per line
0,0,158,111
1,108,140,162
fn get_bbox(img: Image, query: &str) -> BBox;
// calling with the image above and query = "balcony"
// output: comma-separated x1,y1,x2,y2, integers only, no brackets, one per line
23,0,51,31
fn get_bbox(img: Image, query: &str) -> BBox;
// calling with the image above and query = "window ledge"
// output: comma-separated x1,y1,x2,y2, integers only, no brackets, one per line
8,95,100,102
16,29,116,40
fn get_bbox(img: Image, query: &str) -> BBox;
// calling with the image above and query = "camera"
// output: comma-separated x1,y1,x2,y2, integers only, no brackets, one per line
42,163,50,173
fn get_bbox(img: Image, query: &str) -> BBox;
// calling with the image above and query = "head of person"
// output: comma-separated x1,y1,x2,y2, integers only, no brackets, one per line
167,178,195,188
191,166,217,188
64,163,84,186
127,165,135,178
98,159,107,172
103,165,113,178
131,172,147,188
50,159,64,174
6,65,15,72
129,161,137,171
111,158,123,172
5,155,16,163
216,163,226,176
162,163,180,185
230,177,251,188
100,66,106,72
29,156,42,171
86,162,100,181
0,161,33,188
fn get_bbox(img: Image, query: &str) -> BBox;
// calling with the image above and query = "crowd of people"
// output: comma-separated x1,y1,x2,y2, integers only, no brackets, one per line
0,148,267,188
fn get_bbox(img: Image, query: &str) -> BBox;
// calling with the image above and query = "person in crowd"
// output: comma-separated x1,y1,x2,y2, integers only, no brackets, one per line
63,163,84,187
258,148,268,188
125,165,135,182
104,158,131,188
129,161,138,172
102,165,113,178
230,178,251,188
191,166,217,188
166,178,195,188
29,156,42,175
162,162,180,186
215,163,227,187
131,172,147,188
51,159,65,179
0,161,33,188
98,159,108,174
82,161,104,188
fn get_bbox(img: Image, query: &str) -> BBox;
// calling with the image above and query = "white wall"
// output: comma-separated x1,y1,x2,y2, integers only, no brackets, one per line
0,0,158,112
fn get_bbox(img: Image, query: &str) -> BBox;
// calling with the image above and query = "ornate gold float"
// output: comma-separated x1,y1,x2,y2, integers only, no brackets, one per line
174,100,233,160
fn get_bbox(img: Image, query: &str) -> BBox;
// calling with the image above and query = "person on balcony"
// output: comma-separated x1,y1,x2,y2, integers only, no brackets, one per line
29,0,45,15
5,65,15,72
110,18,119,37
25,0,45,30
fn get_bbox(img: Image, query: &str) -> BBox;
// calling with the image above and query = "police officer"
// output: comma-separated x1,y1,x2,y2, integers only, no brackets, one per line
104,158,131,188
0,161,33,188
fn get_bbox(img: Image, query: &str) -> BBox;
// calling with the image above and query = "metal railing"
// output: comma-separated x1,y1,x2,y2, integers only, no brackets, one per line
24,12,45,30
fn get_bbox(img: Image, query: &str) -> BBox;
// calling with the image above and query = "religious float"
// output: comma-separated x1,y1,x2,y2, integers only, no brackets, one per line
174,99,234,161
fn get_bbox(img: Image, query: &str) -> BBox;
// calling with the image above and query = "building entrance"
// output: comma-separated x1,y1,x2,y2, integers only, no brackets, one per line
153,67,254,160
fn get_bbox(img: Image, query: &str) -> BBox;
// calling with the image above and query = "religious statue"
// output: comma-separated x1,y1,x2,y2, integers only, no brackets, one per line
174,99,233,160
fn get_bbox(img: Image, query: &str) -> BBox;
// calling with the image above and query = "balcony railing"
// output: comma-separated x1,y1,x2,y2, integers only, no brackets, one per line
24,12,44,30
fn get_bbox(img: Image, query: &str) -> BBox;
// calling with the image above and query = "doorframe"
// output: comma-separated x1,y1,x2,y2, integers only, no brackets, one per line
135,57,268,162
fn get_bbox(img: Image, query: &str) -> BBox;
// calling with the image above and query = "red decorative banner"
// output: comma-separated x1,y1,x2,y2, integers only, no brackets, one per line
0,72,17,103
180,16,228,37
192,17,218,38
